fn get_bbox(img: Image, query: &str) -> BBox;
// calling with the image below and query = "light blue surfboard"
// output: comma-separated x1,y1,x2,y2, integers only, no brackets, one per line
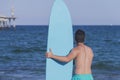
46,0,73,80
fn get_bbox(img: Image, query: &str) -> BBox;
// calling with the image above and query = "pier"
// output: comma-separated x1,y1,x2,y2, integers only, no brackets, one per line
0,16,16,29
0,7,16,29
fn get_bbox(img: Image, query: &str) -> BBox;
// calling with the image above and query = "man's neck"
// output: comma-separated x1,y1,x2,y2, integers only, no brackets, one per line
77,42,84,46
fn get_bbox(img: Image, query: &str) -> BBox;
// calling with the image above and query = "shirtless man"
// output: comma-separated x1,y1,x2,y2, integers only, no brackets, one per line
46,29,94,80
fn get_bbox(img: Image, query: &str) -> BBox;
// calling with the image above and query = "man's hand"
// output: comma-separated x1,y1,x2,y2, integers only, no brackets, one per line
46,48,53,58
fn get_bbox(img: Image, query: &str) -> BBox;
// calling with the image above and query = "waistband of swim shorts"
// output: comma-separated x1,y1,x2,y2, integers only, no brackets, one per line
73,74,93,77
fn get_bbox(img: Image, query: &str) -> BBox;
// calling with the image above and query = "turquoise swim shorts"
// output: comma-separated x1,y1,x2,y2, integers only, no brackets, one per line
71,74,94,80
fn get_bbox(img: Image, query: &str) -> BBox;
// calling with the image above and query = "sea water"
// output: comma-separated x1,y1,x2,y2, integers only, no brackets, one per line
0,25,120,80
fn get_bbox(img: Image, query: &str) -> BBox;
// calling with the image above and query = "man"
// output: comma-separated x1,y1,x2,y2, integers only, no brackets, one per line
46,29,94,80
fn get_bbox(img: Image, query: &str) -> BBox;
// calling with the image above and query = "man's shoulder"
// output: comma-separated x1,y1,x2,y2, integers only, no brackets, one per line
85,45,94,56
85,45,92,51
71,47,80,53
72,47,78,51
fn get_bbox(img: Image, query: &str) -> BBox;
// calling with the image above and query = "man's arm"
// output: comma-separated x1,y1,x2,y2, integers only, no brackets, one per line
46,48,78,62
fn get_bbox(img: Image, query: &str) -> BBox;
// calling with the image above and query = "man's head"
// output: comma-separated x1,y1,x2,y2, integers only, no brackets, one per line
75,29,85,43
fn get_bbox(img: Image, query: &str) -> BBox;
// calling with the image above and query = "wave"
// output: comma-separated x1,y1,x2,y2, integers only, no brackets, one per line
92,61,120,71
11,46,45,53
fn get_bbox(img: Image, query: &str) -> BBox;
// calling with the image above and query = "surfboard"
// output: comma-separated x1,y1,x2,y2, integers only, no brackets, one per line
46,0,73,80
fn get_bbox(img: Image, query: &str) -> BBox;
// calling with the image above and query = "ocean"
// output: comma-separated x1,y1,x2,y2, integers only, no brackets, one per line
0,25,120,80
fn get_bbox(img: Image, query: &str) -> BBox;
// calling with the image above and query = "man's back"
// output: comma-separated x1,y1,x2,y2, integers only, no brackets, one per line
73,44,94,74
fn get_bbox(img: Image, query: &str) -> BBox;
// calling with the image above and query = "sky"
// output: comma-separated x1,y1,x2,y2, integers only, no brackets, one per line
0,0,120,25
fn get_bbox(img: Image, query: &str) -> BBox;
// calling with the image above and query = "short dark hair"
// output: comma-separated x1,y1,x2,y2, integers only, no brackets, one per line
75,29,85,43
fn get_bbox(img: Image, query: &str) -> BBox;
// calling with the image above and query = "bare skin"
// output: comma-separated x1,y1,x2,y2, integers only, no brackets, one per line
46,43,94,74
